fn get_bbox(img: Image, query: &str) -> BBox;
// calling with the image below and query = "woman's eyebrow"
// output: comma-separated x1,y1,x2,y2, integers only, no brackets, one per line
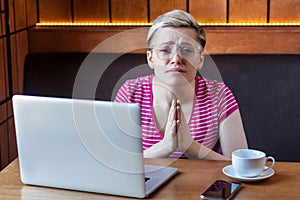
154,41,195,46
161,41,193,45
161,41,175,45
179,42,194,46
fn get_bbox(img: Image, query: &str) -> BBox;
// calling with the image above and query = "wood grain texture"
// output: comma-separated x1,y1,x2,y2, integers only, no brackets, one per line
205,27,300,54
0,0,4,11
0,104,7,124
8,0,15,32
28,27,149,53
0,13,5,35
149,0,186,22
8,118,17,162
0,0,5,33
6,99,13,119
270,0,300,23
15,31,28,94
39,0,72,22
190,0,227,23
30,0,300,24
28,27,300,54
229,0,268,23
74,0,109,22
1,14,6,35
0,38,6,102
26,0,38,26
14,0,27,30
5,32,27,96
111,0,148,23
0,122,9,170
1,39,8,97
9,34,19,95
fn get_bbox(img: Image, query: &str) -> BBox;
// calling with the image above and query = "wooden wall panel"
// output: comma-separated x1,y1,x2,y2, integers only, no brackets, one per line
28,27,148,52
9,31,28,95
15,31,28,94
34,0,300,24
1,38,9,97
0,37,7,123
10,34,19,94
270,0,300,23
149,0,186,22
190,0,226,23
39,0,72,22
205,27,300,54
74,0,109,22
0,104,7,124
1,11,5,36
14,0,27,30
6,100,13,118
0,39,6,102
0,14,3,35
229,0,268,23
8,0,15,32
26,0,37,26
8,118,17,161
0,36,7,123
28,27,300,54
0,122,9,169
0,0,4,11
111,0,148,23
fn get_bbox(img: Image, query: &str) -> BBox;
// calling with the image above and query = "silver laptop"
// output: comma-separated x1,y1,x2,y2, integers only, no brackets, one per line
12,95,178,198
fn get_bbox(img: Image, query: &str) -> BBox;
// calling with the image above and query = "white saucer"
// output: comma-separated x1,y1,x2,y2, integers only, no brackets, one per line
222,165,275,182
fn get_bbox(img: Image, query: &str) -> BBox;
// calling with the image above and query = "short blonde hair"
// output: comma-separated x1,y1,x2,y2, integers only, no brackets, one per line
147,10,206,50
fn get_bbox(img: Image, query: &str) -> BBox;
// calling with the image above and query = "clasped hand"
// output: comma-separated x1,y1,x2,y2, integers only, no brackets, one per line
162,99,194,155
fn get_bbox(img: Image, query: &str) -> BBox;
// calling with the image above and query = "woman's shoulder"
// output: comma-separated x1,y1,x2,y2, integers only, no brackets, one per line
195,76,227,88
124,74,153,85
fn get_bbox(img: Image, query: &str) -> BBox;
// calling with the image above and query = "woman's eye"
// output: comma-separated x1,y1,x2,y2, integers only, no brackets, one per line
181,47,194,54
159,47,171,53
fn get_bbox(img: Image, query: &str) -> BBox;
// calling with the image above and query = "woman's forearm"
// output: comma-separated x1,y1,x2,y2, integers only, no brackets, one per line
184,141,230,160
143,140,175,158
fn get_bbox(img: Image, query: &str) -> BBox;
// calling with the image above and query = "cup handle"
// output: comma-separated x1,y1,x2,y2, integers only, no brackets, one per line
264,156,275,171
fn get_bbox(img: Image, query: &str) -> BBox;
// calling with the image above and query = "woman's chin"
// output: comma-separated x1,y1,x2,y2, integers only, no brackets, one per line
157,76,194,87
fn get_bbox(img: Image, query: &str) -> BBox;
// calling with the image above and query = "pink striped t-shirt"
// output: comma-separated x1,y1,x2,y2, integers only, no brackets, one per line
114,74,238,158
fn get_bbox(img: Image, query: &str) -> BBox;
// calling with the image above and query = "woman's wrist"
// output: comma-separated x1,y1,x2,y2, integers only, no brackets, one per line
181,141,211,159
143,139,175,158
197,144,212,159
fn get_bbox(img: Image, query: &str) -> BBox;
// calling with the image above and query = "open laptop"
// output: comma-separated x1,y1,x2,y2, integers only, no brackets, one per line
12,95,178,198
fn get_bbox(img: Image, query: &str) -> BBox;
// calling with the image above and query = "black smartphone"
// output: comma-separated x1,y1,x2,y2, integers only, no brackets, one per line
200,180,242,200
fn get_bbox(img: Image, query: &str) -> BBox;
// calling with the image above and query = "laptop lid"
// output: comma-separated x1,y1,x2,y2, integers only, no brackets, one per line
13,95,177,198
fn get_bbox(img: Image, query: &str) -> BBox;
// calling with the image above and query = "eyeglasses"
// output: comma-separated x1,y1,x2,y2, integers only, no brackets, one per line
151,43,202,62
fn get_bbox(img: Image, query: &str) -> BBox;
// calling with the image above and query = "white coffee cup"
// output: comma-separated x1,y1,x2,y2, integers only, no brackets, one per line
232,149,275,178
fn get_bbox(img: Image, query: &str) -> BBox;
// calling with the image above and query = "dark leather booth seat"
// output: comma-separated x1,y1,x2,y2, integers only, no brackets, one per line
23,53,300,162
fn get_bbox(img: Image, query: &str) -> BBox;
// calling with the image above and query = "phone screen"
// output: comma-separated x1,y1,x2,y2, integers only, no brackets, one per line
200,180,242,200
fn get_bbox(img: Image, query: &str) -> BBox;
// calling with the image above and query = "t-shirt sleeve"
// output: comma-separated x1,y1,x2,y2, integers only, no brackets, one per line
114,81,130,103
217,84,239,122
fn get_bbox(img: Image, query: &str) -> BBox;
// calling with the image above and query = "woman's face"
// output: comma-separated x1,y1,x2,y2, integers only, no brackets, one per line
147,27,204,86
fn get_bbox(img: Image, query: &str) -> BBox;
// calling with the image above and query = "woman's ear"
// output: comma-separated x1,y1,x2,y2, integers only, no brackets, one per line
146,50,154,69
197,52,205,71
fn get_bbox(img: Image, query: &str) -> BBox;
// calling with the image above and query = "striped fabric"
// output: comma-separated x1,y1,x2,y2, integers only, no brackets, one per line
114,75,238,158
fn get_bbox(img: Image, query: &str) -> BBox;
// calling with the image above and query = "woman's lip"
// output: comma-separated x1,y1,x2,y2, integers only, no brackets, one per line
166,68,186,73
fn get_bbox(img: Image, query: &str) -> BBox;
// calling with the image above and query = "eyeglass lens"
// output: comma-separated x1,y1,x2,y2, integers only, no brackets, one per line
154,44,198,61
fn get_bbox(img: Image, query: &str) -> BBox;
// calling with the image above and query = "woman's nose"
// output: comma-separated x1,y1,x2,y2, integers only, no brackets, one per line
169,51,183,64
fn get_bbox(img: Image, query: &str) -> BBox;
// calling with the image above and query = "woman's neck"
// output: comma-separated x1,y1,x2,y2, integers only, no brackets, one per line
152,76,195,103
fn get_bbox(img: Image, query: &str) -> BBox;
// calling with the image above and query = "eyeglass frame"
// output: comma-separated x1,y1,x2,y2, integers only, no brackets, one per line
149,42,203,62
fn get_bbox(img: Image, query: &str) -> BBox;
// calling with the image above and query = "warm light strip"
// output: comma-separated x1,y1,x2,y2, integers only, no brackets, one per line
36,22,300,27
36,22,153,26
199,22,300,26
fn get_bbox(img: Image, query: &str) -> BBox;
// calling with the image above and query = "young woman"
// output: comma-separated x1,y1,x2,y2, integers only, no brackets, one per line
115,10,248,160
